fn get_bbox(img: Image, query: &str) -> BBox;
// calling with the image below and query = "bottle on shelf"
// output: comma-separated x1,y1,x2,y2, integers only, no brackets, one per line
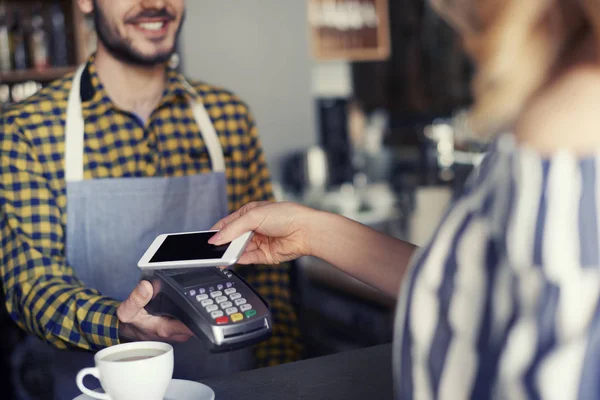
0,2,11,72
29,2,50,70
49,2,68,67
0,83,10,104
11,8,29,70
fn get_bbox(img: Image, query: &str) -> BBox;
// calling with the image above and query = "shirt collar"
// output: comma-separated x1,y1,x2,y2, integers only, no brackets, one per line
79,54,198,112
162,67,199,105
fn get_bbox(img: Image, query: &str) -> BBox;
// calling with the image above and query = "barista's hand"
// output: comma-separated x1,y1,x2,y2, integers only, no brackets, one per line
209,201,318,265
117,280,194,343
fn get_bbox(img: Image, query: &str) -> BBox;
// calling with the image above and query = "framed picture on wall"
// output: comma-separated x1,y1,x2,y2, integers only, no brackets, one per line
308,0,391,62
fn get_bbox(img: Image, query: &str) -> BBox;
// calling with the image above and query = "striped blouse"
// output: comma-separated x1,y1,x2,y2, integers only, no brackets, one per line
394,134,600,399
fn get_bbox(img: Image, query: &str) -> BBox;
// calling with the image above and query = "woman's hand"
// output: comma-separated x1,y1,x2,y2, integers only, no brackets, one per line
211,200,416,297
209,201,318,265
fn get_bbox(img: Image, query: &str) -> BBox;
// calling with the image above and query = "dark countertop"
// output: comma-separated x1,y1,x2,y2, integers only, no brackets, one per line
202,343,394,400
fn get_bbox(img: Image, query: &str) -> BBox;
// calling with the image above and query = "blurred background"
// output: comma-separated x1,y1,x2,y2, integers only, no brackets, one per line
0,1,488,398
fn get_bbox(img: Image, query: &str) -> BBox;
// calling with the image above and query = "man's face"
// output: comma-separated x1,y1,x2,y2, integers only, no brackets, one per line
92,0,185,67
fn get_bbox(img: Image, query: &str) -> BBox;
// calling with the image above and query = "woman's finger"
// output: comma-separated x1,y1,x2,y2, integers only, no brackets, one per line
245,240,259,252
209,208,266,245
238,249,268,265
209,209,245,231
209,201,270,231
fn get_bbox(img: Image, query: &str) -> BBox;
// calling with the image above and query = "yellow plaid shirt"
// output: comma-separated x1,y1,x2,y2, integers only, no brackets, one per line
0,56,302,367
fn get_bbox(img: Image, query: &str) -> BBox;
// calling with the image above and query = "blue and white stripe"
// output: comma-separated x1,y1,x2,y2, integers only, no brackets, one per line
394,135,600,399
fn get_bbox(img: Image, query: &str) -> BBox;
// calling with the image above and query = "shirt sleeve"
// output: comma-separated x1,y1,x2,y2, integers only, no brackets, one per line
244,110,274,203
490,149,600,399
0,116,120,351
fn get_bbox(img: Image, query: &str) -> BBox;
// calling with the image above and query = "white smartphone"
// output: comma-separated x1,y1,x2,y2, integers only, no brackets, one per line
137,230,254,270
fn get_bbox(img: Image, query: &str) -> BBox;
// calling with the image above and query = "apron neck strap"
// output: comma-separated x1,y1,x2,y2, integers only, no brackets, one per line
179,78,226,173
64,65,226,182
64,65,86,182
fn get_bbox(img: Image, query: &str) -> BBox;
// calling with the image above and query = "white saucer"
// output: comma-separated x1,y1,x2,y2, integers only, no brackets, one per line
73,379,215,400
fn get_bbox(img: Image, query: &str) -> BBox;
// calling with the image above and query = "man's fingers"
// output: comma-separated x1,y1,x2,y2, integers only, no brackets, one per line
155,318,194,339
169,333,194,343
117,280,153,323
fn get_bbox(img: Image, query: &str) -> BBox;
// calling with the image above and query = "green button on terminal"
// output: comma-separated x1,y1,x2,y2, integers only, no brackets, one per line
244,310,257,318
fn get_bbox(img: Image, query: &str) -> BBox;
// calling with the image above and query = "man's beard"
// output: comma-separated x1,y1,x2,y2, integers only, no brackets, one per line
93,1,184,67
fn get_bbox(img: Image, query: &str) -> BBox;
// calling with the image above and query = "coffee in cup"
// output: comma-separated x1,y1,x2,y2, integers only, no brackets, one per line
76,341,173,400
101,348,167,362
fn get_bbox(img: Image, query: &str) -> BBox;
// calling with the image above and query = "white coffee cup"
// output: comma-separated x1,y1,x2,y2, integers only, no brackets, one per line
76,341,173,400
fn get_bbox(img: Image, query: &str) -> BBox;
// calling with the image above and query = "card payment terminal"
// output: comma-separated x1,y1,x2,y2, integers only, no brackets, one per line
142,267,272,352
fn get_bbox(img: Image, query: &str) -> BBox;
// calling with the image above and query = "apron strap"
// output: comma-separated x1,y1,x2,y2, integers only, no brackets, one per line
181,79,226,173
64,65,226,182
64,65,86,182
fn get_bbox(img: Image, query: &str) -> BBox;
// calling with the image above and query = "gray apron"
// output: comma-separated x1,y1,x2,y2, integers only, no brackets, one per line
45,65,253,399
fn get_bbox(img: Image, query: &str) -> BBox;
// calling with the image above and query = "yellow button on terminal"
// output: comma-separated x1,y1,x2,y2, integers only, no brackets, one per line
231,313,244,322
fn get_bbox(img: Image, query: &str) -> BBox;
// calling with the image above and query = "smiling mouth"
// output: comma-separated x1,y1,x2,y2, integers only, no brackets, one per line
129,18,173,36
137,21,167,31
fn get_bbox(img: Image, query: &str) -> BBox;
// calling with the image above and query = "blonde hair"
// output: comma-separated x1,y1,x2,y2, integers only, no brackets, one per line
431,0,597,135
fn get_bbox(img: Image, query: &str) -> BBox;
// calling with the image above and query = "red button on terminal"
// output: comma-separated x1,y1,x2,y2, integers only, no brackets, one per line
216,316,229,325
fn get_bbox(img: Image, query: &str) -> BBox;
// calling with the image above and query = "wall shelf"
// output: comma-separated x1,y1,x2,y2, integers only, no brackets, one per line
0,66,77,83
308,0,391,62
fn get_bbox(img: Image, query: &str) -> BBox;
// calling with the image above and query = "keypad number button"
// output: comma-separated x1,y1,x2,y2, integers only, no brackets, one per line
239,304,252,312
234,298,247,306
225,307,238,316
220,301,233,309
206,304,218,312
196,294,208,302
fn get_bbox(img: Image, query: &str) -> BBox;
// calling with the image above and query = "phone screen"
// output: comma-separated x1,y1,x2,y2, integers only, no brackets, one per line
149,232,231,263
